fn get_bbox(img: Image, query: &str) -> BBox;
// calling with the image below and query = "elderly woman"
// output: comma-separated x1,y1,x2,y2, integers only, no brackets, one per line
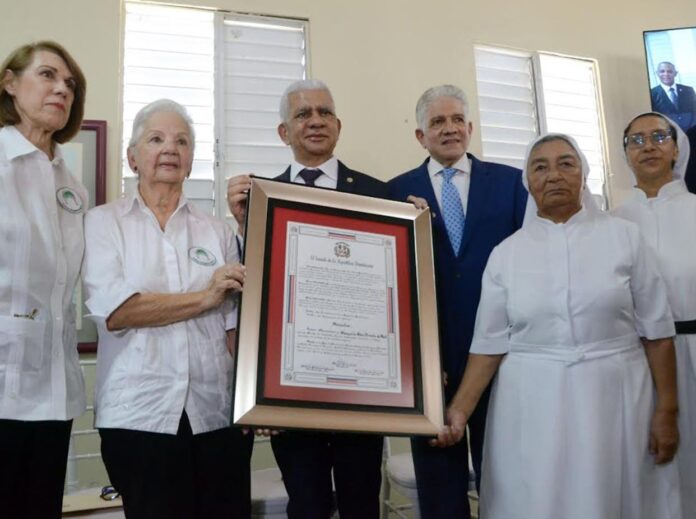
0,41,87,518
82,99,253,518
613,112,695,515
438,134,681,518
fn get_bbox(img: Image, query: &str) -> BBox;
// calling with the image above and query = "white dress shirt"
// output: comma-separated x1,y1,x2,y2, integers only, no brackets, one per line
235,157,340,250
83,193,239,435
427,155,471,216
661,82,679,101
289,156,339,189
0,125,87,421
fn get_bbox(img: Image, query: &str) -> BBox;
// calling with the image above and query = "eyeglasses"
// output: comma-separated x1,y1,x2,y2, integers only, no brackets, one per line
624,130,674,149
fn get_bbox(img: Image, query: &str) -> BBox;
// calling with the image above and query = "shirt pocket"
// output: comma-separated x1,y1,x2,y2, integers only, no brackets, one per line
0,316,47,372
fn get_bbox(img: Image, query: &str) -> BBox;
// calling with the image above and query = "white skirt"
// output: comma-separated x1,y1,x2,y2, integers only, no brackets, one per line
479,344,682,519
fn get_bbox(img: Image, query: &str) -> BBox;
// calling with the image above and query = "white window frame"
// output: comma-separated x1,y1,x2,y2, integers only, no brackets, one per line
214,12,310,220
120,2,309,219
474,44,611,206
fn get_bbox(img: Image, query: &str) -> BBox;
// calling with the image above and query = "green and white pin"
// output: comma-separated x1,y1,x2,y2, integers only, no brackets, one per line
56,187,84,213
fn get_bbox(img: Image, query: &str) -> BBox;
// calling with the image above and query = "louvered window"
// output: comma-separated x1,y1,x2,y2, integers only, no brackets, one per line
216,14,308,218
474,45,609,203
474,46,539,171
536,54,607,199
121,2,308,216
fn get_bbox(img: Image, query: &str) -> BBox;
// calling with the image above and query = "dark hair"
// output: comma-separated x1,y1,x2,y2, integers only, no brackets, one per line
622,112,677,150
0,41,86,143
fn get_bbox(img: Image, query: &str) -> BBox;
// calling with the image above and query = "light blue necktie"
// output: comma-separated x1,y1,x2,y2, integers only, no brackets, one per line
440,168,465,254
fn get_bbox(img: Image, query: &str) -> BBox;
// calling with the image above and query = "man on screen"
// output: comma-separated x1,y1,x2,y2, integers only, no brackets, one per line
650,61,696,131
387,84,527,519
227,79,385,519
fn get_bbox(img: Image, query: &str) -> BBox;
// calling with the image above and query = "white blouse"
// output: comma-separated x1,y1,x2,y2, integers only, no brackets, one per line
613,180,696,322
0,125,87,421
83,194,239,435
471,207,674,356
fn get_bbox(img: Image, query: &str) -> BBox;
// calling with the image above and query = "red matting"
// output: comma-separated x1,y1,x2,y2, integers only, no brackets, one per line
263,206,415,408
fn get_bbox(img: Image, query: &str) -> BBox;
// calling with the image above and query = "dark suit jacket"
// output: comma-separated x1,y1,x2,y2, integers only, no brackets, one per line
275,160,387,198
686,125,696,195
651,83,696,131
388,155,527,398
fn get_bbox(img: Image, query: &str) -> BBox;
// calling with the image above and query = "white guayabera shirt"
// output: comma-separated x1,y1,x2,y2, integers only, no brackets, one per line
0,125,87,421
83,193,238,435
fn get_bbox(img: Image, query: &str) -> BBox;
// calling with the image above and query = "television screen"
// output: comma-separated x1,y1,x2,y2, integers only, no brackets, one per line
644,26,696,132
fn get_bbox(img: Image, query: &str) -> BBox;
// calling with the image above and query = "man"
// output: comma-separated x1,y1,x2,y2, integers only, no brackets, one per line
227,79,385,519
650,61,696,132
388,84,527,518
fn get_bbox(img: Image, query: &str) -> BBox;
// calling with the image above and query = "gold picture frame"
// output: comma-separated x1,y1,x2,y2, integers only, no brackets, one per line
233,178,444,436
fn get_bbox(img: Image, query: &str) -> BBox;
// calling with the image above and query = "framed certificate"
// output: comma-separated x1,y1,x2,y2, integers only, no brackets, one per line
233,178,444,436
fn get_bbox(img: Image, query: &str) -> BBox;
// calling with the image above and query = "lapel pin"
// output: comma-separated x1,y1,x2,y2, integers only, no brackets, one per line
346,177,354,183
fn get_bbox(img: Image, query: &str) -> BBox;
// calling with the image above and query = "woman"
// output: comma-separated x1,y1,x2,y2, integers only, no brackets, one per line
614,112,695,516
439,134,681,518
0,41,87,518
82,99,253,518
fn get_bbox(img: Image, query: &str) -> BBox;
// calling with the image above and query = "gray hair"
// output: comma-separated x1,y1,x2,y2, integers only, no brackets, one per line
279,79,334,123
416,85,470,130
128,99,195,151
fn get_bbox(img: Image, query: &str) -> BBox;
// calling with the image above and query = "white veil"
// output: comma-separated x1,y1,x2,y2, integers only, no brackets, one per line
622,111,691,186
521,133,600,226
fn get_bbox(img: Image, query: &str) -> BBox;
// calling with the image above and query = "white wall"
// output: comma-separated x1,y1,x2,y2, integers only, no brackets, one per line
3,0,695,205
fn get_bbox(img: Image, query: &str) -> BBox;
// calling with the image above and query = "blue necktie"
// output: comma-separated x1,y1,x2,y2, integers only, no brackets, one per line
669,87,679,108
441,168,465,254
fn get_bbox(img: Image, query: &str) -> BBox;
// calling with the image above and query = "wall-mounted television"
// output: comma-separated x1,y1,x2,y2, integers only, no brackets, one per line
644,26,696,131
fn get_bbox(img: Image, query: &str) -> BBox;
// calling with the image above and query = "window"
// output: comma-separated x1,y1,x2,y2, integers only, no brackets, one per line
216,14,308,218
474,45,609,203
121,2,308,218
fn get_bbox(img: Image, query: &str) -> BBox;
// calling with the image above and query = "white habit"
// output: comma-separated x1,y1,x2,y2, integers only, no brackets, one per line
472,206,682,519
614,179,696,516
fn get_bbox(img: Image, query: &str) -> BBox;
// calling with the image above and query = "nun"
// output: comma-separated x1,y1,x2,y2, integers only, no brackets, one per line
436,133,682,518
614,112,695,516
